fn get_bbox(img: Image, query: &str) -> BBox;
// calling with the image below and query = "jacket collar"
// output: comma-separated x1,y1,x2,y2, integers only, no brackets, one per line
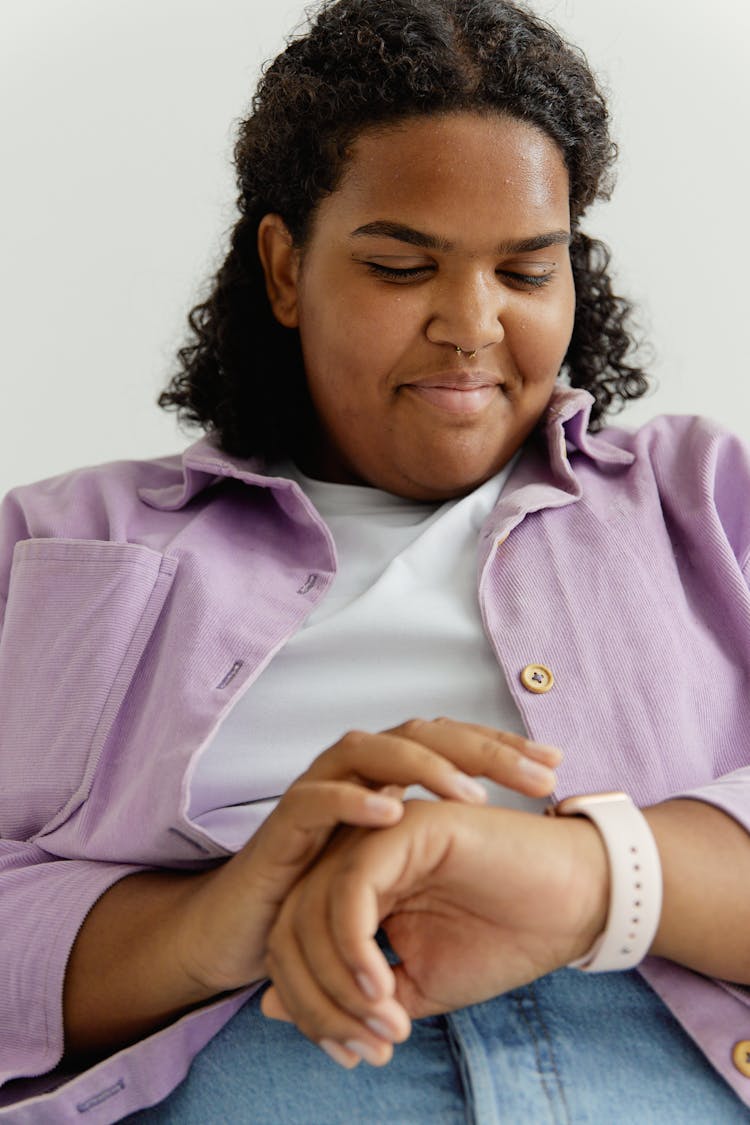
544,382,634,466
138,442,283,512
139,382,634,513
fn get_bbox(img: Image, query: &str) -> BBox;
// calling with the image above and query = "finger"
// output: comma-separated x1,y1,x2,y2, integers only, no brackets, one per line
409,718,560,796
271,864,407,1038
323,801,470,1016
276,780,404,832
306,721,560,801
266,914,406,1067
305,727,488,803
435,721,563,767
263,985,403,1050
239,781,403,908
286,858,399,1019
261,985,366,1070
319,819,431,1008
379,784,406,800
261,984,293,1022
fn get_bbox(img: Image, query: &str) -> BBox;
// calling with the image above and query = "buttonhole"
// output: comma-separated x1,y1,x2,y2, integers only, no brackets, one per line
76,1079,126,1113
216,660,244,690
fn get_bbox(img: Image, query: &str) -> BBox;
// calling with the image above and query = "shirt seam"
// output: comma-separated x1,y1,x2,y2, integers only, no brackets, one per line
740,548,750,582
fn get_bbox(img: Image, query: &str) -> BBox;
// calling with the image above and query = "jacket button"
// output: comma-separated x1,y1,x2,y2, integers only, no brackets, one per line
732,1040,750,1077
520,664,555,694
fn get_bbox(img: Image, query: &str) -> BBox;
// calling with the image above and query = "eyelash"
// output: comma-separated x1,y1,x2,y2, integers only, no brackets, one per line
364,263,553,289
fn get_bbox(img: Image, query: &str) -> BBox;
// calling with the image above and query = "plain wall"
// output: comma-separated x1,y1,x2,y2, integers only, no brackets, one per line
2,0,748,497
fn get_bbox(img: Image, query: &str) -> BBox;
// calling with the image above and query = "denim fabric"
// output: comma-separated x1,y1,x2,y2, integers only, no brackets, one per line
124,969,750,1124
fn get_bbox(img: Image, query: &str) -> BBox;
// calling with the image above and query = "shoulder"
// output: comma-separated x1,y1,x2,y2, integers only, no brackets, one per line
589,412,749,490
1,452,186,543
597,411,741,459
590,413,750,569
0,453,190,610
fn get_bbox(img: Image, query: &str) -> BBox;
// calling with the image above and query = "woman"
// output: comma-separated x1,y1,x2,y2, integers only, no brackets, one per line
1,0,750,1121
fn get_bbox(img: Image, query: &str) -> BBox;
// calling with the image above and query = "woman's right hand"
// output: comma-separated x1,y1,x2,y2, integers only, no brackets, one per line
173,718,561,1000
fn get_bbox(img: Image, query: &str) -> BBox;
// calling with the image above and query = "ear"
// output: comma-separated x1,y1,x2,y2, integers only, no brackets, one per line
257,214,301,328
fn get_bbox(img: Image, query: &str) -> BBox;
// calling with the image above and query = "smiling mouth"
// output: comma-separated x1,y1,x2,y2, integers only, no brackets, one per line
402,382,501,415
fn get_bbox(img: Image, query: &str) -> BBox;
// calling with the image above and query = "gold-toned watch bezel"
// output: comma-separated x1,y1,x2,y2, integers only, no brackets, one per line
547,792,630,818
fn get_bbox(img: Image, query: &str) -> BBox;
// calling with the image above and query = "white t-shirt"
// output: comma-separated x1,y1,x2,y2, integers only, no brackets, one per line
189,454,546,850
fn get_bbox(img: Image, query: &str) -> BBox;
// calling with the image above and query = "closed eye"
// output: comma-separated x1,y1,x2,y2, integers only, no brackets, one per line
364,262,553,290
500,272,554,290
365,263,432,281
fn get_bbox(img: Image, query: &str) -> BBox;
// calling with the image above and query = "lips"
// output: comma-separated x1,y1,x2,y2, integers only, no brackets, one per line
402,369,503,415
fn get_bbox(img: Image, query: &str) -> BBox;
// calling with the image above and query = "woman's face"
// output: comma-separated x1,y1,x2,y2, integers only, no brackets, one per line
259,111,576,500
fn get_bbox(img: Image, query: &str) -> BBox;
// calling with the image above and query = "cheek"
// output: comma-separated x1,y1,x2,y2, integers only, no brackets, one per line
343,286,420,349
515,293,575,381
301,283,417,389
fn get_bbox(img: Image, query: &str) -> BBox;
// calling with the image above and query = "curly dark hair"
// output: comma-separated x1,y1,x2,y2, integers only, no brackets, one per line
159,0,649,458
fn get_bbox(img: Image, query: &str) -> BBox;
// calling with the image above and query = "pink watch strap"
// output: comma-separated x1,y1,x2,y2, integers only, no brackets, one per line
548,792,663,972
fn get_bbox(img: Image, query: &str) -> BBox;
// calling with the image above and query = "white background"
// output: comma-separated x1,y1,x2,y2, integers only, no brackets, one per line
2,0,748,497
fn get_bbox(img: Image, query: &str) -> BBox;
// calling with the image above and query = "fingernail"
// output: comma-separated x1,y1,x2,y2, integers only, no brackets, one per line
356,971,380,999
450,772,488,802
526,741,563,763
345,1038,384,1066
320,1038,359,1067
365,1016,396,1040
364,793,401,816
518,757,556,787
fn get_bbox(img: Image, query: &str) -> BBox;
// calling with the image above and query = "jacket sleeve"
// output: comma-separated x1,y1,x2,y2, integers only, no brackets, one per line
665,421,750,830
0,844,145,1084
0,487,148,1086
678,768,750,834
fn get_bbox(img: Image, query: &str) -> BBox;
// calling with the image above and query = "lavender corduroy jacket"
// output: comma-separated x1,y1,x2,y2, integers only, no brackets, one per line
1,384,750,1121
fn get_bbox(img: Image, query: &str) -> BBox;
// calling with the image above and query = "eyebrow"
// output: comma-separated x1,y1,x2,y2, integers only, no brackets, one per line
349,220,571,255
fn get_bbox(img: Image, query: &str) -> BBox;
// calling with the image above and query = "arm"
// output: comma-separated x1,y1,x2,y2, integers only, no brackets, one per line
645,796,750,980
0,844,144,1086
261,792,750,1066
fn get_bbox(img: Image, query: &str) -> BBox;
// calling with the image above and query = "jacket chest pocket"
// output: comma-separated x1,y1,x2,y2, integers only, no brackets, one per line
0,539,177,840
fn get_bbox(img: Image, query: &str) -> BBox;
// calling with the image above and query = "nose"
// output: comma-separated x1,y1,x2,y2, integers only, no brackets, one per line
425,268,506,355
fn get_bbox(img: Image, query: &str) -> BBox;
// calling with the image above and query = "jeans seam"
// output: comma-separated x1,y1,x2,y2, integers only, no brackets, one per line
528,982,573,1125
445,1010,500,1125
512,987,571,1125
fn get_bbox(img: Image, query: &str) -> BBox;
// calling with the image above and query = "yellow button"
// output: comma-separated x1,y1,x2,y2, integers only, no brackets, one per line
732,1040,750,1077
520,664,555,694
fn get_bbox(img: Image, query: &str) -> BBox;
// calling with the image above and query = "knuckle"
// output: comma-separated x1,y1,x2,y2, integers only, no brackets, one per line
399,717,425,738
478,737,510,767
308,733,368,777
339,729,368,751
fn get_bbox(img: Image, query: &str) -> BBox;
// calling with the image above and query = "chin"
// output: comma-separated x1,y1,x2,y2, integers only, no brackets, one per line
392,463,503,502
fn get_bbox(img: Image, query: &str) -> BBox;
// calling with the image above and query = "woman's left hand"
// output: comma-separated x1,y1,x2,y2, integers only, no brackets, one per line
262,799,609,1066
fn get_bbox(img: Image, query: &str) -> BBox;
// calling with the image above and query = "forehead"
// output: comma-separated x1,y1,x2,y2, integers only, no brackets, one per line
318,111,570,238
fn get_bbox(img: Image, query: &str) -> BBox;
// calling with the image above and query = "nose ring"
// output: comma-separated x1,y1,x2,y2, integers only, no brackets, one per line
456,346,477,360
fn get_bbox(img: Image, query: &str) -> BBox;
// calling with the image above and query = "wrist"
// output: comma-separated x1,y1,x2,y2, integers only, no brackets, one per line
563,815,610,960
175,860,273,995
64,869,221,1057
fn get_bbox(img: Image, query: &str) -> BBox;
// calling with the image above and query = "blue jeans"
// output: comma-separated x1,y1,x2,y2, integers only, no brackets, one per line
125,969,749,1123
